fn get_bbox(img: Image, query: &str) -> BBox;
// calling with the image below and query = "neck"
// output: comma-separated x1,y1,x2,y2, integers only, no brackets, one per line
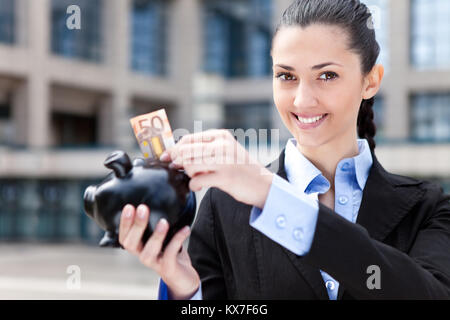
296,130,360,191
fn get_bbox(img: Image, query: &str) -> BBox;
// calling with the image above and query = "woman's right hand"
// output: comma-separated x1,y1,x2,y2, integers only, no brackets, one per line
119,203,201,299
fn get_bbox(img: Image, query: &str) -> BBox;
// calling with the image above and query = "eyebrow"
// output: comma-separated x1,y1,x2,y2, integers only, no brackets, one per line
274,62,343,71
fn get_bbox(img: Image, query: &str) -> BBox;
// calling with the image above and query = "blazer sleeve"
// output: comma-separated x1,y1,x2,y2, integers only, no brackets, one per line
302,183,450,299
187,188,227,299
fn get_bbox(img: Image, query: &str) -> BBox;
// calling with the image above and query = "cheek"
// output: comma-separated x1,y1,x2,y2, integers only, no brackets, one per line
328,91,361,129
273,86,292,115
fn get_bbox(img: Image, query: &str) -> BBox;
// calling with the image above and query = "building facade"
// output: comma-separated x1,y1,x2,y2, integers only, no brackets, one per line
0,0,449,242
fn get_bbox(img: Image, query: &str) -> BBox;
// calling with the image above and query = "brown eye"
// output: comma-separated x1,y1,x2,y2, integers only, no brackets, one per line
276,72,296,81
320,72,338,82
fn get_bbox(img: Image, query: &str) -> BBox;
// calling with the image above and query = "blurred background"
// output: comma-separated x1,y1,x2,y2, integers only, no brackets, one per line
0,0,449,299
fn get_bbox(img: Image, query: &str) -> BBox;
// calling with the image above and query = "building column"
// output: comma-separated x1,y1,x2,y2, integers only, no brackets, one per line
169,0,202,132
384,0,410,140
15,0,28,46
27,0,50,148
192,73,225,130
106,0,135,150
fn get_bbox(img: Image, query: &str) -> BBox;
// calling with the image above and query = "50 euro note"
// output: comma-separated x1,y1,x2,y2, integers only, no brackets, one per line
130,109,175,160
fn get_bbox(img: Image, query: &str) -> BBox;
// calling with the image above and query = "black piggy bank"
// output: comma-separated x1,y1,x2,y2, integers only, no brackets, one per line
83,150,196,249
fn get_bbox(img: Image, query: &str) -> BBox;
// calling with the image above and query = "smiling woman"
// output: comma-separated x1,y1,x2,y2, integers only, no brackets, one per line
118,0,450,301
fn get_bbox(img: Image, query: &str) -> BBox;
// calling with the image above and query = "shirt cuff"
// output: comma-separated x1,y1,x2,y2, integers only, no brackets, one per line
249,174,319,256
158,278,203,300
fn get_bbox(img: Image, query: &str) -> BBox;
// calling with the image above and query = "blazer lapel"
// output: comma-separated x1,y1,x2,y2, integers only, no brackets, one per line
354,151,425,242
259,148,426,300
336,151,426,299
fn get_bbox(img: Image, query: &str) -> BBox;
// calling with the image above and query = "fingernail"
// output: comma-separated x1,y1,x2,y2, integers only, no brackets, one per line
137,205,147,219
156,219,168,232
183,226,190,234
124,205,133,218
168,162,177,169
160,152,169,161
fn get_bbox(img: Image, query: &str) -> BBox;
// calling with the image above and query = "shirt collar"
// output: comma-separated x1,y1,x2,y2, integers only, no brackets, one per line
284,138,373,194
352,138,373,190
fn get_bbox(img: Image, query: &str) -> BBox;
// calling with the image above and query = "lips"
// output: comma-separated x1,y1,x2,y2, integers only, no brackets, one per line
292,112,329,129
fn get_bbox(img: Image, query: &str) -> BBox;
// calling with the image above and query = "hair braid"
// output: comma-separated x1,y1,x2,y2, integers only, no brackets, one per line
357,97,377,151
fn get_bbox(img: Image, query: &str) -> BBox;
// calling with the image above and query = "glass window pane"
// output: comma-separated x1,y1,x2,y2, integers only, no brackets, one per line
130,0,167,76
361,0,390,72
411,0,450,69
51,0,103,62
0,0,15,44
203,0,272,78
411,93,450,142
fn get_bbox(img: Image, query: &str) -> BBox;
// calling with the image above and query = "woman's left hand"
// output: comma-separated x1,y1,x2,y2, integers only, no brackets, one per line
160,129,274,209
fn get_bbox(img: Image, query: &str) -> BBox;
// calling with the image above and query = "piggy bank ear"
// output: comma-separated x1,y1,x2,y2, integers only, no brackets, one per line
104,151,132,178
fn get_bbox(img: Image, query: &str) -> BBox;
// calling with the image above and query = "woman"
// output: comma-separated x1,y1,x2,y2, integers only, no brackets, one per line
118,0,450,299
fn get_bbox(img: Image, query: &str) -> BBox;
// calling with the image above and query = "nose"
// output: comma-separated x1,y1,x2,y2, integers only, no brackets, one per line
293,80,318,109
83,185,96,218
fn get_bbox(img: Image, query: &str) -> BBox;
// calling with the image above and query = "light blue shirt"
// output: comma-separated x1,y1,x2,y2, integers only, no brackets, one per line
158,138,373,300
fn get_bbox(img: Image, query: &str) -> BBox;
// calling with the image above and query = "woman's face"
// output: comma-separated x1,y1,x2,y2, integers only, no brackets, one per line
271,24,375,148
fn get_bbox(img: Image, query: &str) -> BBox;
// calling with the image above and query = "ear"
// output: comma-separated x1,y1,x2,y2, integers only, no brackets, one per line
362,64,384,100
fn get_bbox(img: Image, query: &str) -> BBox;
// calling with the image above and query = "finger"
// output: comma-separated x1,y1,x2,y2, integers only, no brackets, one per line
188,172,220,191
122,204,149,254
139,218,170,269
161,226,191,265
159,150,172,162
168,162,184,170
119,204,135,245
176,129,230,147
171,141,227,166
183,163,217,178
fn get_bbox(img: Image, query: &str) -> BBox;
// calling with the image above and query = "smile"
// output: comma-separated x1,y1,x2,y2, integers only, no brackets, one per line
296,114,326,124
292,112,329,129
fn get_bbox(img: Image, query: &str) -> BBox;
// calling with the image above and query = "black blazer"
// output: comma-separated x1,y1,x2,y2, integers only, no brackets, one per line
187,149,450,299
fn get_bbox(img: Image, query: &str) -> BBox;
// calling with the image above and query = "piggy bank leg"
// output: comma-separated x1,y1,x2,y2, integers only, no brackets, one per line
99,231,120,247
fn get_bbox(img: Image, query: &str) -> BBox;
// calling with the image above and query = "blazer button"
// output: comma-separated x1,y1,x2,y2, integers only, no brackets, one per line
293,228,304,241
276,215,286,229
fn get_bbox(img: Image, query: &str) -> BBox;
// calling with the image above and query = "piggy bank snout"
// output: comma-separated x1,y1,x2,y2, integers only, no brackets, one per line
83,185,97,218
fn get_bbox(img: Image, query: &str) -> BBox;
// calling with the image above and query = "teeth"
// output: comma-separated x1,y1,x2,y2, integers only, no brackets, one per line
296,114,326,124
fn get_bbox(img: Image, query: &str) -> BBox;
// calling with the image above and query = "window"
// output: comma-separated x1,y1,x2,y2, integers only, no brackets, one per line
131,0,167,76
52,112,98,147
361,0,390,71
224,102,274,148
0,100,11,120
0,94,13,146
51,0,103,62
203,0,272,78
411,93,450,142
0,0,15,44
0,178,103,242
411,0,450,69
372,95,385,141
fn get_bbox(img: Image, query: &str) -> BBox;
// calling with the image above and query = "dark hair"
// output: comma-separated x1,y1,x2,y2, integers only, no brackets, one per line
273,0,380,151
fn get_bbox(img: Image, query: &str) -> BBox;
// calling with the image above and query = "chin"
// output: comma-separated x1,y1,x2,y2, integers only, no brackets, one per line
295,136,328,148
